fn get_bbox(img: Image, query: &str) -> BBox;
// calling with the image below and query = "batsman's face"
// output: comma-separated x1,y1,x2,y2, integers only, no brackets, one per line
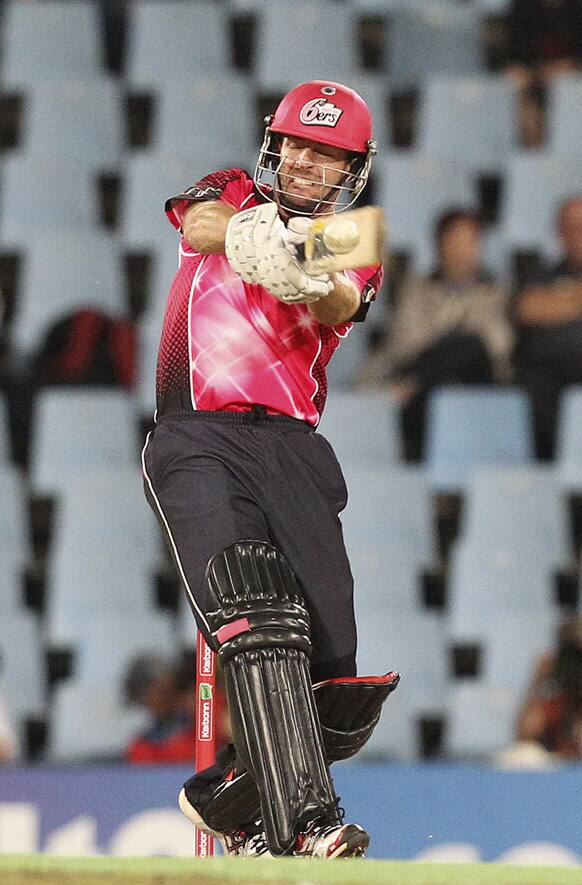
278,136,351,208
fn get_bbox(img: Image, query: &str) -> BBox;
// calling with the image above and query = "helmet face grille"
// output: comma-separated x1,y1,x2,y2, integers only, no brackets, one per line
253,128,373,216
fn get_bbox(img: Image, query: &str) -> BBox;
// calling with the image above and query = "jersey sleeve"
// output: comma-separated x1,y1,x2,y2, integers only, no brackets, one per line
345,264,384,323
165,168,250,231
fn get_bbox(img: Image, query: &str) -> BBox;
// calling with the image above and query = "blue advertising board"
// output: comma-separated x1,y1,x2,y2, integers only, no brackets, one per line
0,762,581,864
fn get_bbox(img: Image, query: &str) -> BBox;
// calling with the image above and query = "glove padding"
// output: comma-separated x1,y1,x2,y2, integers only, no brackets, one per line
225,204,332,304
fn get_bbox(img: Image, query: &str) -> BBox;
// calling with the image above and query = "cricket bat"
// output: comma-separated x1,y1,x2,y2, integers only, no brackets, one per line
301,205,387,275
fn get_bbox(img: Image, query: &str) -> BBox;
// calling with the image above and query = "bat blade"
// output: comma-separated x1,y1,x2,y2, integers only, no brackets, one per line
302,206,387,274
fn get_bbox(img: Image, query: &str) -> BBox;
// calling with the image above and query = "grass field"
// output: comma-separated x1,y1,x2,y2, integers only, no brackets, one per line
2,854,582,885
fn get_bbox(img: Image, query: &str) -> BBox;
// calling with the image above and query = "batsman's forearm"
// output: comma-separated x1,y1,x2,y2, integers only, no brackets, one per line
182,202,237,254
308,273,361,326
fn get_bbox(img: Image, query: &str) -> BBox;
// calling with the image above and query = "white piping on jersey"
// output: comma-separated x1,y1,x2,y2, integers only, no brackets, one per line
141,431,211,633
240,193,254,209
188,256,208,410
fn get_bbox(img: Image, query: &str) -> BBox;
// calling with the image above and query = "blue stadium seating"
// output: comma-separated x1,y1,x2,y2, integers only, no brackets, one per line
126,1,232,89
152,78,256,169
547,75,582,156
556,386,582,492
318,390,401,466
390,2,485,91
426,387,534,492
255,1,360,93
120,154,203,252
0,158,97,246
0,465,29,567
418,75,518,173
447,682,520,758
461,466,570,568
21,80,124,174
1,1,102,88
30,390,138,496
501,153,582,258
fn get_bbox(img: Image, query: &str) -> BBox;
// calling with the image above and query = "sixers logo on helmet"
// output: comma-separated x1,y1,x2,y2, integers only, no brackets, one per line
299,98,343,128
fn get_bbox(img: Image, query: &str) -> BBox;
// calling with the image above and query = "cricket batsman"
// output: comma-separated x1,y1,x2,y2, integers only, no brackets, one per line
142,80,399,858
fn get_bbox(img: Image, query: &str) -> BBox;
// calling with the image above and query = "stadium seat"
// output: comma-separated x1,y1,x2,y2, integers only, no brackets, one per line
255,1,360,93
547,75,582,155
317,390,400,466
325,324,369,390
0,606,45,723
0,158,97,245
126,1,232,89
51,469,162,569
501,152,582,259
376,153,476,270
461,466,570,567
152,78,257,170
29,389,139,496
349,541,425,612
342,465,436,563
359,686,420,762
448,542,557,637
0,550,25,623
178,594,198,650
0,399,12,466
137,316,162,416
0,465,29,566
12,232,125,356
389,2,485,91
21,80,124,173
1,0,102,88
425,387,534,493
46,554,158,647
418,75,517,173
120,154,204,252
448,541,557,697
73,611,175,687
446,682,519,758
145,238,180,320
480,613,556,697
47,682,148,762
556,386,582,492
356,609,447,714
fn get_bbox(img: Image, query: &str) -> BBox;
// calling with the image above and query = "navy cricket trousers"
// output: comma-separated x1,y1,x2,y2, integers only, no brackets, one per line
142,408,357,683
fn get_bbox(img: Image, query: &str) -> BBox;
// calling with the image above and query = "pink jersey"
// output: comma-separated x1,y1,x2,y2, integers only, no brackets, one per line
158,169,383,426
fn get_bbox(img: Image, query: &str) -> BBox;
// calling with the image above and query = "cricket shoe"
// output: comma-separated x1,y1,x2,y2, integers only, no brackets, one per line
293,821,370,858
178,787,270,857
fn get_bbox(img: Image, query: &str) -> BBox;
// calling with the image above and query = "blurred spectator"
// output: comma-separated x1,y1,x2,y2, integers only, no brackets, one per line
513,196,582,460
360,209,512,461
123,654,230,765
515,617,582,760
504,0,582,145
0,687,19,763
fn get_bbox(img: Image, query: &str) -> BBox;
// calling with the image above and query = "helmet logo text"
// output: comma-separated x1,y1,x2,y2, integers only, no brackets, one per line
299,99,343,128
